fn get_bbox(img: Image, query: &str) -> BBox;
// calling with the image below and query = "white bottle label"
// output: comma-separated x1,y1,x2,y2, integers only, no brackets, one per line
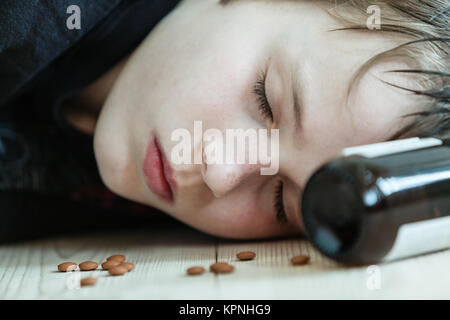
341,137,442,159
383,215,450,262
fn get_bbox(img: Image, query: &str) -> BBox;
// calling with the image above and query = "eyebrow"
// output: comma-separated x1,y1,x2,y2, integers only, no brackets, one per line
292,81,302,133
291,64,303,135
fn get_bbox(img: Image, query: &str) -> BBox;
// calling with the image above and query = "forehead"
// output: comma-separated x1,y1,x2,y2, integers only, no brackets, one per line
347,60,425,140
275,32,421,179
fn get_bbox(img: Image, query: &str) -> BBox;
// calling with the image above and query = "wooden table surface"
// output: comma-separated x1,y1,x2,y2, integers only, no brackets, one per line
1,221,449,299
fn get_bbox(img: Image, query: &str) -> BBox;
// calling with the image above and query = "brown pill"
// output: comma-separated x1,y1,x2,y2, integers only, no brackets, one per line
79,261,98,271
210,262,234,274
186,266,206,276
108,265,128,276
101,260,121,270
291,255,310,265
106,254,126,263
121,262,135,272
58,262,77,272
80,277,97,287
236,251,256,261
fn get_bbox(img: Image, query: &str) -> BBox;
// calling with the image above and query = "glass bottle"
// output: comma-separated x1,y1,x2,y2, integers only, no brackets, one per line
301,137,450,265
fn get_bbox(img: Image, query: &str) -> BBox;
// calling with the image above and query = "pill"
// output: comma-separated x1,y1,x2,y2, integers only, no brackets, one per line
210,262,234,274
291,255,310,265
79,261,98,271
80,277,97,287
101,260,121,270
236,251,256,261
58,262,77,272
108,265,128,276
186,266,206,275
106,255,126,263
121,262,135,272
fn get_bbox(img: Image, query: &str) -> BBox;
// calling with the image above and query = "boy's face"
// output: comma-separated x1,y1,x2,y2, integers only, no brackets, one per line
94,0,422,239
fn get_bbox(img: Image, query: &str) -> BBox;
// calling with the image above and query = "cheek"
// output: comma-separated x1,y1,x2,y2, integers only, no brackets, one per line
154,58,262,148
173,196,282,239
140,23,267,128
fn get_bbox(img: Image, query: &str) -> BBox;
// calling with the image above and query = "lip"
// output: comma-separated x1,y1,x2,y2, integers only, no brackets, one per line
143,134,177,203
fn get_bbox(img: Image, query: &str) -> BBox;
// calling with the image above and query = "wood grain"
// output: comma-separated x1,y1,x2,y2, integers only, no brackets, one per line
0,223,449,299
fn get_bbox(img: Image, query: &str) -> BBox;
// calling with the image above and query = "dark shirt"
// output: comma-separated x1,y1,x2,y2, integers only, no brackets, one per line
0,0,181,242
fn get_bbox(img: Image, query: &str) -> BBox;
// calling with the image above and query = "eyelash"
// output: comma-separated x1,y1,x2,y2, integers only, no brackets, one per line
254,71,274,121
255,72,286,223
274,180,288,224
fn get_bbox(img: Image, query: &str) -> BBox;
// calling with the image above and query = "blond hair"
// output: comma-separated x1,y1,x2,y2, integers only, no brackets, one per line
328,0,449,142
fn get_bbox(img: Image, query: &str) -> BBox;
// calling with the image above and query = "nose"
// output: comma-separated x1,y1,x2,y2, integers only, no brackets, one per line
201,162,262,198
